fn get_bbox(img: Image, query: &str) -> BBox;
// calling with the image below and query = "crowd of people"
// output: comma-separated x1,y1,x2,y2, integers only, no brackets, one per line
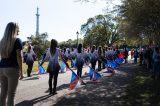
0,22,160,106
122,46,160,80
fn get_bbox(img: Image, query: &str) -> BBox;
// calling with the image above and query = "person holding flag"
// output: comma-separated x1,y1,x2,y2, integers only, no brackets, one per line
40,39,60,95
97,46,103,71
90,45,98,71
75,44,84,78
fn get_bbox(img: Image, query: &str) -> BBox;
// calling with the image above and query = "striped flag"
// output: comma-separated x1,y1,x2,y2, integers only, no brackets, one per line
68,71,80,90
89,66,101,81
59,61,67,73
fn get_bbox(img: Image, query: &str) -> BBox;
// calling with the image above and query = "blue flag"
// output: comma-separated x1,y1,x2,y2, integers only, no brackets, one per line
60,61,67,73
71,59,76,68
38,64,46,75
68,71,80,90
89,66,101,81
115,57,124,64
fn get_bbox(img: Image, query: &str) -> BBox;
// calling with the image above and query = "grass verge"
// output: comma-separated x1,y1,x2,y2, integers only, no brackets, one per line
122,65,160,106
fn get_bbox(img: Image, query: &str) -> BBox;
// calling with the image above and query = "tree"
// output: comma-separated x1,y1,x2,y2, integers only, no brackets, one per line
26,33,50,60
119,0,160,45
59,39,78,49
81,14,120,47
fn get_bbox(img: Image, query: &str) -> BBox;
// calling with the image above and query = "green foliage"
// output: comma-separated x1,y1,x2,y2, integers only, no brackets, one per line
81,14,121,47
59,39,77,48
26,33,50,60
119,0,160,45
22,61,48,74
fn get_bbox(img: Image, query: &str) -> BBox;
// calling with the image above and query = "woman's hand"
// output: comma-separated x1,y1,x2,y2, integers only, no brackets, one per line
19,71,24,80
19,75,24,80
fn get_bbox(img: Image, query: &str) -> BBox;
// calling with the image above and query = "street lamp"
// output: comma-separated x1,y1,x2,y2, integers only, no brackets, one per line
27,37,32,43
76,31,79,48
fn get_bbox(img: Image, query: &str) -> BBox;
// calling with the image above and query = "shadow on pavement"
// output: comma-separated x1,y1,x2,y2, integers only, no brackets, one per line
22,76,39,81
16,84,69,106
54,63,137,106
15,94,52,106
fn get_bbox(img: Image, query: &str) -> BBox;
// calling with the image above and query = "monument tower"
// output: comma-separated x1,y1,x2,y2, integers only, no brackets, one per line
36,7,40,36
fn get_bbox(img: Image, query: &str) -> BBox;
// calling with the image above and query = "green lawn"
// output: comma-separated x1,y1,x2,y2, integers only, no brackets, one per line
22,60,71,74
122,65,160,106
22,61,48,74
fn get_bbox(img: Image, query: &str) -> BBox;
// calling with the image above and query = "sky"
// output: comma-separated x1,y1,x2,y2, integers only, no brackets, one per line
0,0,120,42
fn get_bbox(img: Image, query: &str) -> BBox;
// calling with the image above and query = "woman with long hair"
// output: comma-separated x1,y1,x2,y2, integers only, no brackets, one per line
75,44,84,77
40,39,60,95
0,22,23,106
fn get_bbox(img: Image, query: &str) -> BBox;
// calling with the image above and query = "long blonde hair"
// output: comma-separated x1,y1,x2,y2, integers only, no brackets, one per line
0,22,18,58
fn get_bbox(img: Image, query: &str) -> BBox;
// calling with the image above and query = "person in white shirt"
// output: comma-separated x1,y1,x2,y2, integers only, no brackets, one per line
90,45,98,71
40,39,60,95
75,44,84,77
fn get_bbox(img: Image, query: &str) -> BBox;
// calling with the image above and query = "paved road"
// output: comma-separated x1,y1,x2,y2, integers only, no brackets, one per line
55,63,137,106
15,66,101,106
11,61,135,106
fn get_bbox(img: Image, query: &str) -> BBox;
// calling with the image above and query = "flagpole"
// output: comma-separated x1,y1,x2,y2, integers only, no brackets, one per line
59,50,85,84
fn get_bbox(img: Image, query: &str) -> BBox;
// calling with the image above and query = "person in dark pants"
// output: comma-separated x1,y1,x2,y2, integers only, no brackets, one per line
123,47,128,63
27,62,33,77
48,65,59,94
90,45,97,71
25,45,36,77
152,47,160,79
139,48,144,65
40,39,60,95
134,49,138,64
76,44,84,78
98,46,102,71
102,47,107,69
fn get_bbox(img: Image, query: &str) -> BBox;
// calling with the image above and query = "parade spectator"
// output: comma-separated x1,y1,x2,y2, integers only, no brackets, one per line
0,22,23,106
152,47,160,79
144,46,152,72
123,47,128,63
115,47,120,57
134,49,138,64
131,48,134,59
139,48,144,65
